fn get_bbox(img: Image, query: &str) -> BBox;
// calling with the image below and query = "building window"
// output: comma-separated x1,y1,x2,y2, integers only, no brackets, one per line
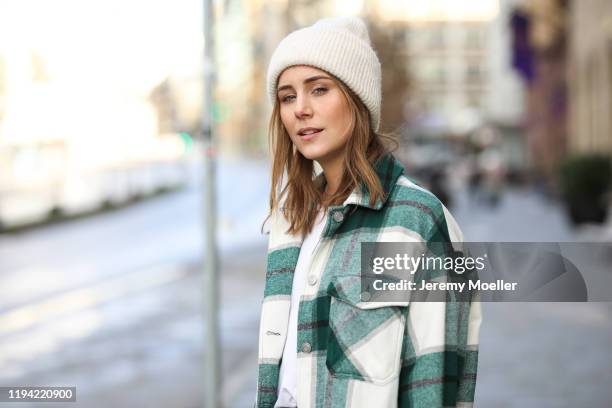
467,92,482,108
419,58,446,86
428,25,445,49
426,93,444,111
465,26,482,49
466,62,482,83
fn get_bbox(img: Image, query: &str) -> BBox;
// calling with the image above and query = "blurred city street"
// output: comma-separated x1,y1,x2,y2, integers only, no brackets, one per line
1,0,611,407
1,156,611,407
0,158,270,408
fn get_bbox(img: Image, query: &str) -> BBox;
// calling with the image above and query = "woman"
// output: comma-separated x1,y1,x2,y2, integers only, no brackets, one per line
256,16,481,408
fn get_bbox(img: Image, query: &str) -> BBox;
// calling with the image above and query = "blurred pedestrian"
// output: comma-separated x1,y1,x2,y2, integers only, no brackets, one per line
478,147,506,207
256,16,481,408
467,155,483,201
428,168,452,208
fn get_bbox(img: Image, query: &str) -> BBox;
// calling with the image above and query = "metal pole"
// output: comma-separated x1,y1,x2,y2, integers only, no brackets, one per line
202,0,221,407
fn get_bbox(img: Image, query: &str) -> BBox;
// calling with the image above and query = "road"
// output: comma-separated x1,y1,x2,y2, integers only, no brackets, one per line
0,157,270,408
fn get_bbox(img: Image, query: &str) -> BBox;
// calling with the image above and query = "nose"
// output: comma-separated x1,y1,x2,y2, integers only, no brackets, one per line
294,94,313,119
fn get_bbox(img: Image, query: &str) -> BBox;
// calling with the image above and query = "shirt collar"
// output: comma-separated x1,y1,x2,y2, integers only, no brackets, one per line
314,153,405,211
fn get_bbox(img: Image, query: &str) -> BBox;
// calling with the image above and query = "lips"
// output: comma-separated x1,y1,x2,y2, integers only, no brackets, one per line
298,127,323,140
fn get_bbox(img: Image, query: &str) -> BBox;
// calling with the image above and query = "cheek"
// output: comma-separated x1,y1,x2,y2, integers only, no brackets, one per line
326,97,352,136
279,107,293,128
331,109,352,142
280,112,298,144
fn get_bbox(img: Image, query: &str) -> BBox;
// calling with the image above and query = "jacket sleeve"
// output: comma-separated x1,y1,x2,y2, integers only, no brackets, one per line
397,208,482,407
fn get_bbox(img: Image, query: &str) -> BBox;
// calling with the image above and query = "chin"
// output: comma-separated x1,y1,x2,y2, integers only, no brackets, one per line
298,146,329,161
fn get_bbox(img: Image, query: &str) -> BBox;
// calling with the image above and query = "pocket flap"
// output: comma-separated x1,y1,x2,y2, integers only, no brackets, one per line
327,275,410,310
326,275,407,384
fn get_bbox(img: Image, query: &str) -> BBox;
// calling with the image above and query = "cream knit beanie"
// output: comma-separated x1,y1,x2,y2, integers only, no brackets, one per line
266,16,382,132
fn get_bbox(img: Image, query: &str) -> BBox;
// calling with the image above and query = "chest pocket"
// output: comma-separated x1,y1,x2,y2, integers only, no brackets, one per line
325,275,406,385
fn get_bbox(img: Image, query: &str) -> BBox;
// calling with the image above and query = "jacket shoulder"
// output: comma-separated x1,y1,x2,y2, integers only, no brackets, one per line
266,206,302,252
384,175,464,243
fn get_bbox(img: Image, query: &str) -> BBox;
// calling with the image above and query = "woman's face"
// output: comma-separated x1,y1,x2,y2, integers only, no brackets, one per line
277,65,352,165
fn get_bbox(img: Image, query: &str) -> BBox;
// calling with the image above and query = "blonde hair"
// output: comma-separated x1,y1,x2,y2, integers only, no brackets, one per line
263,72,398,238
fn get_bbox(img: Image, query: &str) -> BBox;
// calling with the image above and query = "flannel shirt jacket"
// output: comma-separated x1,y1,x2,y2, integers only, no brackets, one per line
255,153,482,407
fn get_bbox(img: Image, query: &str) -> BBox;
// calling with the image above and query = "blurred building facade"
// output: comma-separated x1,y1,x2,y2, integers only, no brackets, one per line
215,0,500,156
510,0,612,188
402,20,489,128
568,0,612,155
479,0,529,177
368,1,498,136
485,0,525,126
510,0,569,189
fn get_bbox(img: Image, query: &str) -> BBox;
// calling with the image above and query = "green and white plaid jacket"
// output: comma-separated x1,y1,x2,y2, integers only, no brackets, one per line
255,153,481,407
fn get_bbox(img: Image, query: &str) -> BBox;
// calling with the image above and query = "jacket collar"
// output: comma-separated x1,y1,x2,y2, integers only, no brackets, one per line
315,153,405,211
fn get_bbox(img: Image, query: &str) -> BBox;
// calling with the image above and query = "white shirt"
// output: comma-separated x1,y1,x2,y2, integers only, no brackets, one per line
274,209,327,408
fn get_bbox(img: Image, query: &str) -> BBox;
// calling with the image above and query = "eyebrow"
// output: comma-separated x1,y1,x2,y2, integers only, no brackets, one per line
277,75,332,94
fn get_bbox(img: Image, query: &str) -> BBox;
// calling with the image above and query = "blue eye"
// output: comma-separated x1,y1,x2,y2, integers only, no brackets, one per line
280,95,295,103
279,87,327,104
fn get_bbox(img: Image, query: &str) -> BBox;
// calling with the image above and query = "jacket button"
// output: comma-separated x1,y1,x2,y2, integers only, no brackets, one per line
307,274,318,286
332,211,344,223
301,342,312,353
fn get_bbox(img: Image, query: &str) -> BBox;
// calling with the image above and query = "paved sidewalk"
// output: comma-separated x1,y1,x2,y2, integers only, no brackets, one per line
451,187,612,407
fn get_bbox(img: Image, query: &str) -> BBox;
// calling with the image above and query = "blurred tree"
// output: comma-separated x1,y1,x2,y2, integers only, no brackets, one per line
368,20,413,133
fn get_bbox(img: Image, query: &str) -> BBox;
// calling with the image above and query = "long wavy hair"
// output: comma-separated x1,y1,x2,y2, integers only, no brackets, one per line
263,71,398,238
